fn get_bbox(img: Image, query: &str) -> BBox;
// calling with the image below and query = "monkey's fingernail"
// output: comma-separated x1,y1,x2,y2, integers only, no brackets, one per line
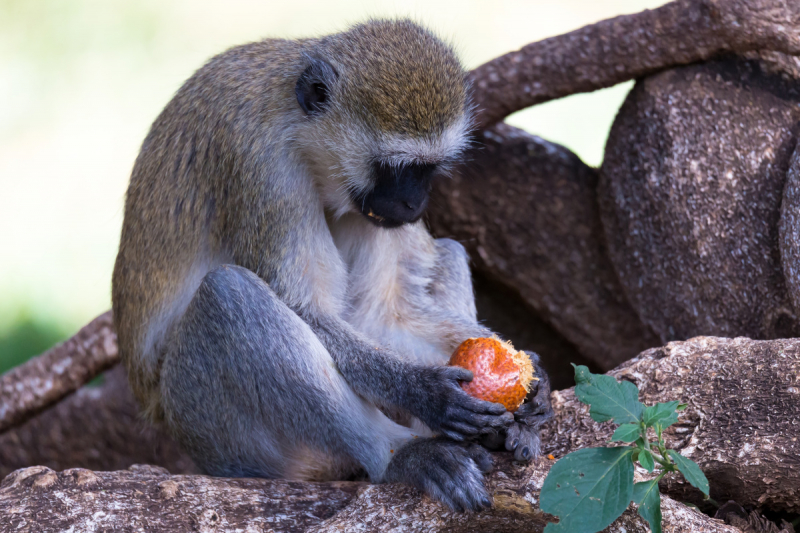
481,497,492,508
511,439,519,449
522,447,530,459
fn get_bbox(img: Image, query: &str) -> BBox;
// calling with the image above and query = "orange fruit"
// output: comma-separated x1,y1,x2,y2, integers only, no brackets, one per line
448,336,537,412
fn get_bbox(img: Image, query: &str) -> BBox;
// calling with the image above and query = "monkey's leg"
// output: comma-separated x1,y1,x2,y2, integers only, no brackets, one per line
160,265,413,482
431,237,554,461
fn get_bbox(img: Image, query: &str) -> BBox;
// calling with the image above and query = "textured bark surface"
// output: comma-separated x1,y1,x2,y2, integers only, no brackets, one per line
2,335,798,530
469,0,800,128
543,336,800,514
0,311,118,434
599,53,800,343
779,141,800,316
429,123,659,370
0,458,736,532
0,366,196,480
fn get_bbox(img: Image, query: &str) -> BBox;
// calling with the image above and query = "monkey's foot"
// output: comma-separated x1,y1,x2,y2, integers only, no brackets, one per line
504,422,542,463
504,381,554,463
383,437,492,512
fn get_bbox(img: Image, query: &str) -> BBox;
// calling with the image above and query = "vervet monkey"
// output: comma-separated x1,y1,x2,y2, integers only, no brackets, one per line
112,19,553,511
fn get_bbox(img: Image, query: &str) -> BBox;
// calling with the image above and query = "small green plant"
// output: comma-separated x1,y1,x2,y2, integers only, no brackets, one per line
539,365,709,533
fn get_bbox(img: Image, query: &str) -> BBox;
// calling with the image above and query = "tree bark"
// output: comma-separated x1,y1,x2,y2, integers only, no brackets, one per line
543,336,800,515
2,335,798,530
469,0,800,129
0,311,117,434
0,459,736,532
0,366,196,480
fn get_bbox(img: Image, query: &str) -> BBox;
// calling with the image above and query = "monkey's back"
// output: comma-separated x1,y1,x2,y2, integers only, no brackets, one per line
112,38,306,420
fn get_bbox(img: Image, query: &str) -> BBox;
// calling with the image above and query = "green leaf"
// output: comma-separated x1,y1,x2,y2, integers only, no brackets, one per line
653,414,679,434
633,480,662,533
667,450,709,496
643,401,681,428
572,365,645,424
638,449,655,472
677,403,688,411
611,424,641,443
541,447,635,533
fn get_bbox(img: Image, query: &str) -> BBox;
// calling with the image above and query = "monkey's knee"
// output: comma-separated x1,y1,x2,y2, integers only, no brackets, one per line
161,265,410,480
159,265,319,477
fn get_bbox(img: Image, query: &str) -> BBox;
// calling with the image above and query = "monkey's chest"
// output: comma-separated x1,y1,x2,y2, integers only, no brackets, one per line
327,216,446,366
341,272,447,367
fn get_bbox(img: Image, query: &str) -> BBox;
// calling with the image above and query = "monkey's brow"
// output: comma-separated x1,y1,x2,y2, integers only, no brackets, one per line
376,151,460,168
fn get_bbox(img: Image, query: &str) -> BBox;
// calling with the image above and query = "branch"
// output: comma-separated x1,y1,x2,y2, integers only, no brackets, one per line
469,0,800,128
0,311,118,434
0,366,196,479
545,336,800,514
598,52,800,344
2,335,798,529
0,461,735,532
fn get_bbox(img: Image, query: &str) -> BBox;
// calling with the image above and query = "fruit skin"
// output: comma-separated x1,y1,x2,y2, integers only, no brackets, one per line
448,337,534,412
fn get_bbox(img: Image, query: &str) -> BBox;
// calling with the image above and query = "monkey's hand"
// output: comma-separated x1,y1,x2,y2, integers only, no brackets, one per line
406,366,514,441
505,363,553,463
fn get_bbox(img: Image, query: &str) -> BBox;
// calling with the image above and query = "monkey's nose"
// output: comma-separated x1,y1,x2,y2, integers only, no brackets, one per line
403,201,416,210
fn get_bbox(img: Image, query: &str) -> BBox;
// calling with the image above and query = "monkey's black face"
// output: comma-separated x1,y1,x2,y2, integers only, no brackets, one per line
354,162,437,228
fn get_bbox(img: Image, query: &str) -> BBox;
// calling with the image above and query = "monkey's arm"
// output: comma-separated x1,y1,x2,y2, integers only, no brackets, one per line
428,238,554,459
304,314,513,441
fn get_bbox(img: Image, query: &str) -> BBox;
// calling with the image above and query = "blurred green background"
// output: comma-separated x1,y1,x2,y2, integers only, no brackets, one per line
0,0,668,373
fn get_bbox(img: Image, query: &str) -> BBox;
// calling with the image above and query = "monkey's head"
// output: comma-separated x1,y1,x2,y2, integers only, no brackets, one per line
294,20,472,228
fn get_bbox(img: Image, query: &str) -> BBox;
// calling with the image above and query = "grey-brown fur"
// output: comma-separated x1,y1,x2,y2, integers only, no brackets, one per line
112,20,551,511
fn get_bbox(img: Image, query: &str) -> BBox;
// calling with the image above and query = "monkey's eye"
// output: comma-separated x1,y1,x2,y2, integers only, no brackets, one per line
296,60,336,116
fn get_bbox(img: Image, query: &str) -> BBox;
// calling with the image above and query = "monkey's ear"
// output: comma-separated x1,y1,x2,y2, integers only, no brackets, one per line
296,58,338,116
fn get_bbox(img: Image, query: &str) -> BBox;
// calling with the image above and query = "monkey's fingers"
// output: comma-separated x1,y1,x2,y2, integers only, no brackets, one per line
424,460,490,512
469,412,514,430
456,391,508,416
385,438,492,512
445,407,512,427
505,422,542,463
514,386,554,428
443,366,474,383
442,409,513,438
464,442,494,473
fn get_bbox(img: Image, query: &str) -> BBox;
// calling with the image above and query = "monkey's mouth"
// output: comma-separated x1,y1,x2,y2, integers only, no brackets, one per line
358,205,412,229
355,193,429,228
353,161,434,228
365,210,385,223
